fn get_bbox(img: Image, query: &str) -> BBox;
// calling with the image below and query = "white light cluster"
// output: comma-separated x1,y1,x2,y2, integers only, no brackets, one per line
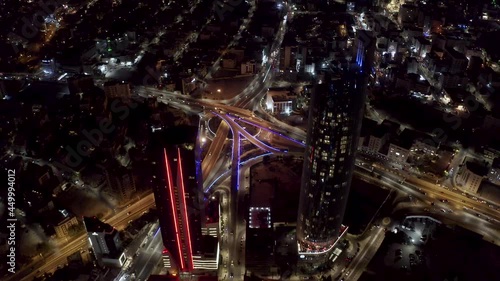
248,207,271,229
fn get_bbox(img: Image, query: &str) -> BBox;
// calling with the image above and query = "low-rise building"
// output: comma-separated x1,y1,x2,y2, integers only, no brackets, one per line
103,81,131,99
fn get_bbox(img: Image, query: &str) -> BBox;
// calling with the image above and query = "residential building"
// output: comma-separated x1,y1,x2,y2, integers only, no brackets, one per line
83,217,126,267
151,126,204,272
488,158,500,186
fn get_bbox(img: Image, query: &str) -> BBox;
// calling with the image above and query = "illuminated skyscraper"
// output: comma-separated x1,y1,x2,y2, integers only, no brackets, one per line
151,126,204,272
354,30,375,73
297,67,366,264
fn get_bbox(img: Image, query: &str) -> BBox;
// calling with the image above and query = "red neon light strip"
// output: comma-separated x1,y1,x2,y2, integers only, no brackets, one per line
163,149,185,270
177,148,194,270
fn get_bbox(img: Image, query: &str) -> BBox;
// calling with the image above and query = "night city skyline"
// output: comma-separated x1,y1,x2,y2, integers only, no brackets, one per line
297,68,366,259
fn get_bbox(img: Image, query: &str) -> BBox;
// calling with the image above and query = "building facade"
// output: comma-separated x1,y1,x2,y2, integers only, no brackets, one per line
83,217,125,267
297,68,366,265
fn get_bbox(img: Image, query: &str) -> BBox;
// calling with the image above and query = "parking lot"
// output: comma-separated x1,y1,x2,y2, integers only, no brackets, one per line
384,216,440,270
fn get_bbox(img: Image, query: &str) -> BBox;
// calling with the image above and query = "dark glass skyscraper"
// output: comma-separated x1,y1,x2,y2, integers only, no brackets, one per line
297,68,366,256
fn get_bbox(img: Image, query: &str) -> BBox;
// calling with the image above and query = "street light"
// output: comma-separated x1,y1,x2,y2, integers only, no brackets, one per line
217,89,221,93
